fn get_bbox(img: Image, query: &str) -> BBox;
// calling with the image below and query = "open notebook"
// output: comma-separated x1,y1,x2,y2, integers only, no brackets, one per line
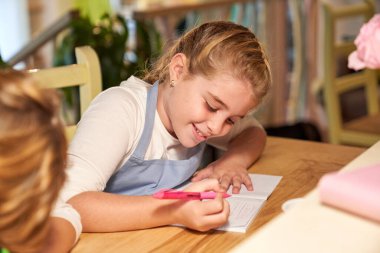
219,174,282,232
177,173,282,233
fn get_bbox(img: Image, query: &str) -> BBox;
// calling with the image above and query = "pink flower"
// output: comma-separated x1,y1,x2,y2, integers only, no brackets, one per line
348,14,380,70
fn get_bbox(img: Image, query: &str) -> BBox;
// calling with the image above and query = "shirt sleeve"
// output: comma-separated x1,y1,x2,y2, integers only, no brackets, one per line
206,115,263,151
51,197,82,242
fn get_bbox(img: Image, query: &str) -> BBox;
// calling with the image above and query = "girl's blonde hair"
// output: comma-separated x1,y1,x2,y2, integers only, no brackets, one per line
0,69,67,253
144,21,271,104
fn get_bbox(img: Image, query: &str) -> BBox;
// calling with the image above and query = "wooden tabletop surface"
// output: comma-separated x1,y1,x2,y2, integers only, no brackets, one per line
71,137,365,253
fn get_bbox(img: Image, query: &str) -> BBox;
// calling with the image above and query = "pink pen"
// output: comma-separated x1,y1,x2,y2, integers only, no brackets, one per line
152,189,231,200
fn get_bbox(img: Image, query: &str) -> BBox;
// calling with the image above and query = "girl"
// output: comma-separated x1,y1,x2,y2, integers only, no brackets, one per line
0,70,69,253
54,21,271,249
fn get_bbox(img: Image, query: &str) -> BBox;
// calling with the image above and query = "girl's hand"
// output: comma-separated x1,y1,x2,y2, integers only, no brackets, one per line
171,179,230,232
191,159,253,194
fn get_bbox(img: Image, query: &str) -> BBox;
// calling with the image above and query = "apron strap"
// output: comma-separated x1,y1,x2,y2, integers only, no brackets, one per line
132,81,159,159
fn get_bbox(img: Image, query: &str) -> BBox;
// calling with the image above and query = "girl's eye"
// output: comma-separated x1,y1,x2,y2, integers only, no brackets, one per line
206,102,217,112
226,118,235,125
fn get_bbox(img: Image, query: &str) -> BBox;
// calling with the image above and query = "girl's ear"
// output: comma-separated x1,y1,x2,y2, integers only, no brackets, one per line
169,53,187,81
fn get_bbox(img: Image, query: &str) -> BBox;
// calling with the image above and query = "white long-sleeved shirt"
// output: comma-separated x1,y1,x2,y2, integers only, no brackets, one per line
52,76,262,240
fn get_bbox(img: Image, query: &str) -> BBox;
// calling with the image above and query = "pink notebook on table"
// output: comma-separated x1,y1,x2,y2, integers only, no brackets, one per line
318,164,380,223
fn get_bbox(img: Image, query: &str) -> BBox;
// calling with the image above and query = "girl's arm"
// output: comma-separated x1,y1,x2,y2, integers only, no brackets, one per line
67,179,229,233
192,126,266,193
41,217,77,253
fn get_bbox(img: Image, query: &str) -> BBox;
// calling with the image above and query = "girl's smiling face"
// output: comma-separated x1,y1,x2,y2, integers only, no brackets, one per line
159,73,257,148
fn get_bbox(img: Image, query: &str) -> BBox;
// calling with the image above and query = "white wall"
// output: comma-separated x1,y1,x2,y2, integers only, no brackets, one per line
0,0,30,68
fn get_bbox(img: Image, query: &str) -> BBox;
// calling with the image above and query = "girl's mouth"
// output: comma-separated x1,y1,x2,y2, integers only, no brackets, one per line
192,124,207,142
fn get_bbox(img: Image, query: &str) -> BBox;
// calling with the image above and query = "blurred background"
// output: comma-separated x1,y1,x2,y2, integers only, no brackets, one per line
0,0,379,147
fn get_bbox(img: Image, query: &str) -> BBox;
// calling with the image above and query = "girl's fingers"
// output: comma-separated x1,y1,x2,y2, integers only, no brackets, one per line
231,176,242,194
197,198,230,230
191,168,213,182
219,175,232,191
241,174,254,191
198,193,229,215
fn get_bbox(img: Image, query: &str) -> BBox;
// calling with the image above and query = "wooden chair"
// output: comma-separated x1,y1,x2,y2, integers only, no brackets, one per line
322,0,380,147
29,46,102,140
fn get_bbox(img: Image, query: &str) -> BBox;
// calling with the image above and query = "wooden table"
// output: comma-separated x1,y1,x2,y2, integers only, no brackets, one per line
71,137,364,253
231,140,380,253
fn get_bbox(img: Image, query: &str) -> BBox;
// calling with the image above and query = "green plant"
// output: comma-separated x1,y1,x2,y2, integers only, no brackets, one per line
53,12,161,124
0,53,9,68
54,13,161,89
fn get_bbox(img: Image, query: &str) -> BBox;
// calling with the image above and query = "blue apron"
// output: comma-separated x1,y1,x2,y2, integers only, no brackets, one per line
104,81,205,195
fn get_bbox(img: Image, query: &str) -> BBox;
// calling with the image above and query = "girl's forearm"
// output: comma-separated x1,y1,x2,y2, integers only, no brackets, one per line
67,192,177,232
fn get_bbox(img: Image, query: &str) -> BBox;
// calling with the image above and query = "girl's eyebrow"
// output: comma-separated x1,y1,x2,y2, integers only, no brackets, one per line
208,92,228,109
207,92,245,118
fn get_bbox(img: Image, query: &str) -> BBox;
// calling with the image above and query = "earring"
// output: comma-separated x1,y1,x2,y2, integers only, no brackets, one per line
170,80,175,87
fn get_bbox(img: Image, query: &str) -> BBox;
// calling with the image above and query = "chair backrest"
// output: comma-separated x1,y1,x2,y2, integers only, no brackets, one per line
322,0,380,146
29,46,102,140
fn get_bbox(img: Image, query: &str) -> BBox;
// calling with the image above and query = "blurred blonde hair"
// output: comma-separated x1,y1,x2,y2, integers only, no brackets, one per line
0,69,67,253
144,20,272,105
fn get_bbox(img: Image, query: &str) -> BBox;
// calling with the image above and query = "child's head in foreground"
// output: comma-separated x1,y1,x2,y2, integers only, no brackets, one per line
0,69,67,253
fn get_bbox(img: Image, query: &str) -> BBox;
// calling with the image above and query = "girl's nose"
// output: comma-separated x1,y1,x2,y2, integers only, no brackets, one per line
207,116,224,136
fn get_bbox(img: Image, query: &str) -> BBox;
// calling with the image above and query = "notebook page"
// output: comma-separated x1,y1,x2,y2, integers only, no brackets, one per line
227,174,282,200
217,198,265,233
